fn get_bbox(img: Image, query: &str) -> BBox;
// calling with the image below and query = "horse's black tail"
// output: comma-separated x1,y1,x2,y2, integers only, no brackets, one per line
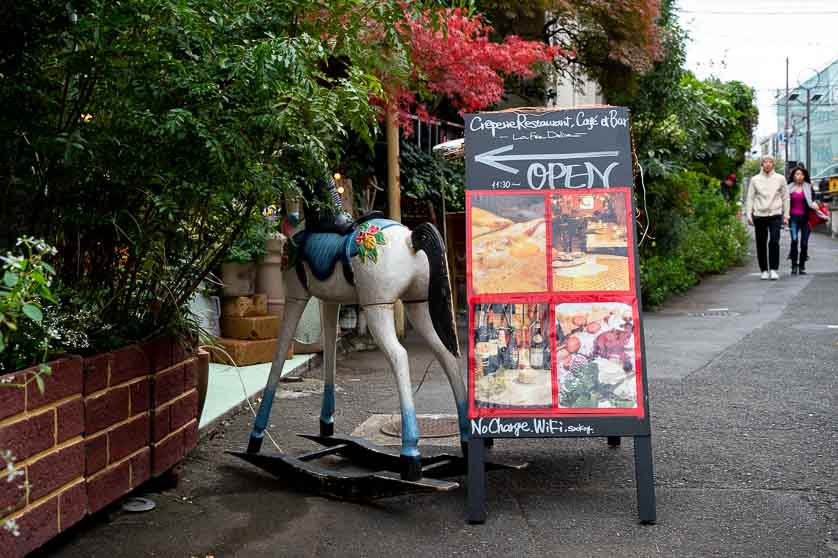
411,223,460,357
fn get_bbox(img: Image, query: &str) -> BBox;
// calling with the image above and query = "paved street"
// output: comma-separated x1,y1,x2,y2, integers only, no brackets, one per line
37,232,838,558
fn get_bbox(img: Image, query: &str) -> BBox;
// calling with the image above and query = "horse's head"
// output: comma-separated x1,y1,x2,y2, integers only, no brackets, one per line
281,213,305,239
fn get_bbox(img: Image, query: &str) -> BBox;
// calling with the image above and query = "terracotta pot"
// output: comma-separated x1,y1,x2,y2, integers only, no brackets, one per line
221,262,256,297
255,235,286,316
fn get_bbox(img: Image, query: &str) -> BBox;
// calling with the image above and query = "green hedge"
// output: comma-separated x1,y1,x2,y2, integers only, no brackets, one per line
640,171,748,308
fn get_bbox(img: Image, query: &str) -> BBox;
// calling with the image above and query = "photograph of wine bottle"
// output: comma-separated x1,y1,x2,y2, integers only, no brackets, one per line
472,302,553,408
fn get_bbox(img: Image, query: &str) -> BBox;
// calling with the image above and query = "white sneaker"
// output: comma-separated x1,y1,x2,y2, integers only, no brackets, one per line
760,271,769,280
769,270,779,280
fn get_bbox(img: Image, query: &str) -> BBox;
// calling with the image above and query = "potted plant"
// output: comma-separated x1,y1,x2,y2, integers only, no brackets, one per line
221,216,273,297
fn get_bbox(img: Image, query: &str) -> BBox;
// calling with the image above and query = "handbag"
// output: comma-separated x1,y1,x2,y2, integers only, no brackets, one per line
809,202,829,228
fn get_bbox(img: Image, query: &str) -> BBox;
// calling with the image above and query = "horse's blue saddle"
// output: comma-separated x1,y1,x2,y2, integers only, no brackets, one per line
292,218,400,283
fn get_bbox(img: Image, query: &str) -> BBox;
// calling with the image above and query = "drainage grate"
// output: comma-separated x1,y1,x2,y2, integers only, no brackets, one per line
381,416,460,439
687,310,739,318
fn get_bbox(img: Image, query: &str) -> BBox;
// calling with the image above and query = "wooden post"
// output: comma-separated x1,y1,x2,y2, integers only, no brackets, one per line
386,108,405,337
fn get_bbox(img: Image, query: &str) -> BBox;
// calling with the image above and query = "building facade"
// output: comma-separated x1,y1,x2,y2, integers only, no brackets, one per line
776,58,838,179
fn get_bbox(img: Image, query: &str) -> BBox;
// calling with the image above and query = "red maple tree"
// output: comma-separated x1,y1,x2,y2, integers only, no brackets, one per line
404,8,567,114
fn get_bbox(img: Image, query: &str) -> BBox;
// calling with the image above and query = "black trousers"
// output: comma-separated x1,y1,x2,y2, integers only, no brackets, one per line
753,215,782,271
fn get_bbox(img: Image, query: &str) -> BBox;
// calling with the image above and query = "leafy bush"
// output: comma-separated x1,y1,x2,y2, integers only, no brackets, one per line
1,237,57,374
640,171,748,308
1,1,396,354
399,139,465,211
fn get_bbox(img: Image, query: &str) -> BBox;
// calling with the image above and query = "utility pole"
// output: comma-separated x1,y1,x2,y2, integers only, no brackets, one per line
784,57,789,174
805,88,811,172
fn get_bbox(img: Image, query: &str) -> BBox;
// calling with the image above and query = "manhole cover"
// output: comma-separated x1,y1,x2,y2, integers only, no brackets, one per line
122,496,156,513
381,416,460,438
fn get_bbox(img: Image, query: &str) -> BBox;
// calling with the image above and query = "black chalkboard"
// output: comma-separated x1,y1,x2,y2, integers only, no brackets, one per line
464,108,632,190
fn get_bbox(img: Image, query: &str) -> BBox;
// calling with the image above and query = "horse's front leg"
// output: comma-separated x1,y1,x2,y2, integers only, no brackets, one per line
247,295,310,454
319,301,340,436
364,304,422,481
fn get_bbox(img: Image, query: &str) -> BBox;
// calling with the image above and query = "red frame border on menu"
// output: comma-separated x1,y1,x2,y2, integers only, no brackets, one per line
465,188,645,419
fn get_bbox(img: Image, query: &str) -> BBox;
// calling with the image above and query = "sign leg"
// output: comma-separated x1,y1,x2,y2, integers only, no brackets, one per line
633,435,656,524
467,438,487,524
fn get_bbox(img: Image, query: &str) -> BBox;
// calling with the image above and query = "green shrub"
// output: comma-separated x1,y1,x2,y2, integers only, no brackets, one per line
639,170,747,308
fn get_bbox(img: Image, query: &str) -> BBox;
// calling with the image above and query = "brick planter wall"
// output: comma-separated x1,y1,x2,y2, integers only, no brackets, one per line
0,340,207,558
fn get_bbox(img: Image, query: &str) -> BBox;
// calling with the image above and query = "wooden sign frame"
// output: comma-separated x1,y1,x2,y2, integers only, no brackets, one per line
462,107,656,524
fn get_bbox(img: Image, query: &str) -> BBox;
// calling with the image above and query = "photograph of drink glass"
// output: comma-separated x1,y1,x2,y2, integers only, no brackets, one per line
551,191,630,291
555,302,638,409
471,194,547,294
472,303,553,408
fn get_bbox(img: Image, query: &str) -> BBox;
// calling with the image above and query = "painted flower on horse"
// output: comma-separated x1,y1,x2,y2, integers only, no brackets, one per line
355,223,387,263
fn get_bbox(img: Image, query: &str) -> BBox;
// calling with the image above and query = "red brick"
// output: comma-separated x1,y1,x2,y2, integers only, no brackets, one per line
130,448,151,488
129,378,150,414
28,440,85,502
151,405,171,443
110,345,149,386
26,356,83,411
172,338,193,366
0,371,26,421
56,397,84,443
183,420,198,454
0,495,58,558
108,413,150,463
171,390,198,431
183,358,198,389
0,465,27,515
152,432,184,477
141,336,174,373
58,481,86,532
82,353,111,395
86,461,130,514
85,433,108,476
152,365,184,406
84,385,129,434
0,410,55,462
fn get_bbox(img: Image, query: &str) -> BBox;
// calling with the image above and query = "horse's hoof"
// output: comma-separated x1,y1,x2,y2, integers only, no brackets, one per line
319,420,334,437
247,435,263,454
400,455,422,481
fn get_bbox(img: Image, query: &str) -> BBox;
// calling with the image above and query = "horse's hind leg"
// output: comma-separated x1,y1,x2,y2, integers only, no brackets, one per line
247,296,310,454
319,302,340,436
364,304,422,481
404,302,469,450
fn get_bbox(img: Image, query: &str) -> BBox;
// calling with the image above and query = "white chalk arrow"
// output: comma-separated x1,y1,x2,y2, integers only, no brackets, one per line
474,145,620,175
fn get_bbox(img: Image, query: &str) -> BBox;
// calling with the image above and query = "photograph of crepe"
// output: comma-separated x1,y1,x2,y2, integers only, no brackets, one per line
471,195,547,294
555,302,638,409
472,303,553,409
551,192,630,291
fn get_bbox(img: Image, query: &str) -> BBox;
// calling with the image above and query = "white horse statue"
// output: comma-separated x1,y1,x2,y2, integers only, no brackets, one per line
246,215,468,480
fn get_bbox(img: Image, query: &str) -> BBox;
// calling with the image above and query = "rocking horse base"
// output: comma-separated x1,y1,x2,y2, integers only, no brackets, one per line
228,434,526,500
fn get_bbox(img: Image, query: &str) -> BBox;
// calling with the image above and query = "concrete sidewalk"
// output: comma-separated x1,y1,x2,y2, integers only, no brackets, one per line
35,231,838,558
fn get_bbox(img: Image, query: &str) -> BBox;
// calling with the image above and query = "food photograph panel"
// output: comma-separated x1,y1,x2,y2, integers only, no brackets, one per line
555,302,639,409
471,302,554,410
550,190,631,292
470,193,548,295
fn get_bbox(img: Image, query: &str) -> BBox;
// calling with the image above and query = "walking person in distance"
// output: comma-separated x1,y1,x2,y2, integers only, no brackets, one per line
746,155,788,280
787,165,827,275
